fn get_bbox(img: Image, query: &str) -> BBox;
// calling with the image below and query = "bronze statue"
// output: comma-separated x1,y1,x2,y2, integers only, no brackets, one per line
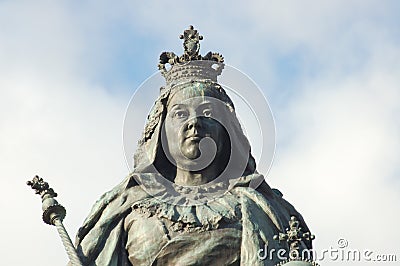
73,26,314,265
29,26,315,266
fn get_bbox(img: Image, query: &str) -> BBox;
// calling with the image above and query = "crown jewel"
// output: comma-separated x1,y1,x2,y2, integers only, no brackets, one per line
158,25,224,87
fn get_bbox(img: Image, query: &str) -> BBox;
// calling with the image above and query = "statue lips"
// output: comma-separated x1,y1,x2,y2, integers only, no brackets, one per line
184,132,211,143
186,135,202,142
184,128,205,143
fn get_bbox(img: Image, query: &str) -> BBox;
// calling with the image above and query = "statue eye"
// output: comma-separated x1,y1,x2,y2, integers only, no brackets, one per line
203,109,212,117
174,110,188,119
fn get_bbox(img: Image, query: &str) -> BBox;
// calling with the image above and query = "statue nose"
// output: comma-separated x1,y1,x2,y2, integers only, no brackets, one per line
187,116,201,130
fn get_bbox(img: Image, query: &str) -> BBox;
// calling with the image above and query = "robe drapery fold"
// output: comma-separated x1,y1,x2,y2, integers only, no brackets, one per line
73,174,312,266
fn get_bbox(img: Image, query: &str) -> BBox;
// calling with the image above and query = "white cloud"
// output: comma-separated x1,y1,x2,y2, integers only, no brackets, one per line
269,38,400,265
0,1,128,264
1,1,399,265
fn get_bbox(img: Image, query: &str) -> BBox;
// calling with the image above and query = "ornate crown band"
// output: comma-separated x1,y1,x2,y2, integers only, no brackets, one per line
158,25,224,87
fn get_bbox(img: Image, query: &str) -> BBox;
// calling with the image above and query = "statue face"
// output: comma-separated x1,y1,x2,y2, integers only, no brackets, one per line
164,85,227,171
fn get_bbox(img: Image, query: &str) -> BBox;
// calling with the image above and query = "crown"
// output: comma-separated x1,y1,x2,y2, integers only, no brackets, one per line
158,25,224,88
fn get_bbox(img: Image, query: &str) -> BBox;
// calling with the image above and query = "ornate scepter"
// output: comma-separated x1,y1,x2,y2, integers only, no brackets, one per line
273,216,318,266
27,175,83,266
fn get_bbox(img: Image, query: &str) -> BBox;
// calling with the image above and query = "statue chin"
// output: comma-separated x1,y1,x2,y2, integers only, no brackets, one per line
176,157,208,172
182,146,201,160
181,138,217,160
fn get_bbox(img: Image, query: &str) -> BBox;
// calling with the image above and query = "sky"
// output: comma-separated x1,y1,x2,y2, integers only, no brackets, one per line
1,0,399,265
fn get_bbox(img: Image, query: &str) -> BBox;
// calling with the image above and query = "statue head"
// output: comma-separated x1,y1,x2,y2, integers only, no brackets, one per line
163,82,230,172
133,26,256,186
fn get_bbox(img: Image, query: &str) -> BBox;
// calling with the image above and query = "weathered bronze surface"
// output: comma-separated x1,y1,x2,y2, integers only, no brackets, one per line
69,26,315,266
27,176,83,265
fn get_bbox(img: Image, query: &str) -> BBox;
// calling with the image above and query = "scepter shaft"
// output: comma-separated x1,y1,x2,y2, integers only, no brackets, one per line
53,217,83,265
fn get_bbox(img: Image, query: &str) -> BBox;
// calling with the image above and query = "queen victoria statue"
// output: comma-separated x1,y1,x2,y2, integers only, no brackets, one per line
28,26,316,266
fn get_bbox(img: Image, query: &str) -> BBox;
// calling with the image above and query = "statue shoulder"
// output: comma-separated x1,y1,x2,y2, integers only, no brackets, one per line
255,180,313,250
74,173,151,264
255,179,282,198
76,173,147,244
